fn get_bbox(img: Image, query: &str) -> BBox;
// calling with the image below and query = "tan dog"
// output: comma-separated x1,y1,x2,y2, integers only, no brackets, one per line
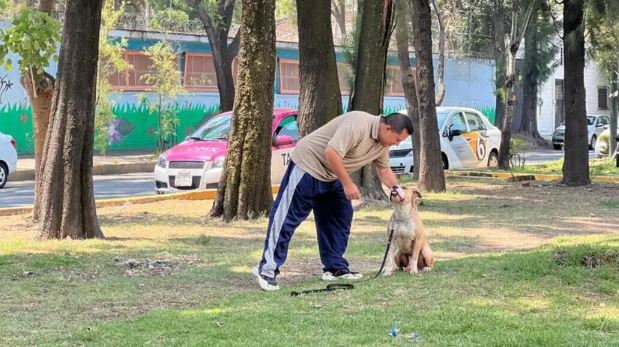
382,187,434,276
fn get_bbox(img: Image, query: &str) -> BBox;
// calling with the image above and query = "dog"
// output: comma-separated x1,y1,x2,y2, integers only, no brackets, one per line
382,186,434,276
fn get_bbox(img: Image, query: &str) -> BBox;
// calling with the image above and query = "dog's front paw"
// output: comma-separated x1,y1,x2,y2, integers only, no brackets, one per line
382,268,396,277
407,266,419,274
423,267,432,272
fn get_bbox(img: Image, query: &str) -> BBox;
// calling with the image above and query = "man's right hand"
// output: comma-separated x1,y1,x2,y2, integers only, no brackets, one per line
343,182,361,200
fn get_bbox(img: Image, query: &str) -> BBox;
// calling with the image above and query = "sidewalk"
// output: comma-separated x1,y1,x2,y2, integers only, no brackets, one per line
12,152,157,181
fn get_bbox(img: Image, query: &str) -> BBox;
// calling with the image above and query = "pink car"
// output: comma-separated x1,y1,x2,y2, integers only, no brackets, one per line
154,108,298,193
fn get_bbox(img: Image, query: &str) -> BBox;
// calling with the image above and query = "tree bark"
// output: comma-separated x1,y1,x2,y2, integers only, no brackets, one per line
498,0,535,169
30,0,56,221
493,0,507,128
395,0,420,179
192,0,238,113
561,0,590,185
431,0,446,106
348,0,394,201
411,0,445,193
36,0,104,240
210,0,276,221
296,0,342,137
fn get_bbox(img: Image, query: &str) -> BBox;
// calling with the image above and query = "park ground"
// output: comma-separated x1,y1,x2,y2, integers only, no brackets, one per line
1,176,618,346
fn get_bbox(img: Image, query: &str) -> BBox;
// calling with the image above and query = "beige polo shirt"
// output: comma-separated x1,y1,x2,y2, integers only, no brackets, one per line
290,111,390,182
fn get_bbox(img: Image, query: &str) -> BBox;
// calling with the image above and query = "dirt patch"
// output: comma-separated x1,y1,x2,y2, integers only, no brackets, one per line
117,257,196,277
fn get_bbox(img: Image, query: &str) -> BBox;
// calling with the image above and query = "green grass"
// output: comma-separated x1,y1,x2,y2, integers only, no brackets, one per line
511,158,618,177
1,178,617,346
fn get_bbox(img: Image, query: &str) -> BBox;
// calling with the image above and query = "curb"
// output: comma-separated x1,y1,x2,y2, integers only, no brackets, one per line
0,185,281,217
445,170,619,183
10,161,157,182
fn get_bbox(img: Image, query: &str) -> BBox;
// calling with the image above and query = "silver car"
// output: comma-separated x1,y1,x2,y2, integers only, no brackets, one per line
552,114,610,150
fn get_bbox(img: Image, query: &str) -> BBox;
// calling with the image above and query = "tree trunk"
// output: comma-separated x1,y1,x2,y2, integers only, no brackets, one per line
411,0,445,193
193,0,238,113
332,0,347,36
493,0,507,128
498,0,535,169
395,0,420,179
349,0,394,201
210,0,276,221
296,0,342,137
30,1,56,221
561,0,590,186
36,0,104,240
431,0,446,106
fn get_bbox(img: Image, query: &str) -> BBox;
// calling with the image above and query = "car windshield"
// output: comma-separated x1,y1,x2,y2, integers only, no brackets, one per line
192,114,232,140
437,112,449,128
587,116,595,126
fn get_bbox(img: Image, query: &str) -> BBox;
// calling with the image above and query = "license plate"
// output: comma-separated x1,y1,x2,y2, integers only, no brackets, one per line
175,171,192,187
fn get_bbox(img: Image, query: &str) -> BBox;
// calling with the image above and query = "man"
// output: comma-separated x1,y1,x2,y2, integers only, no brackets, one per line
252,111,412,291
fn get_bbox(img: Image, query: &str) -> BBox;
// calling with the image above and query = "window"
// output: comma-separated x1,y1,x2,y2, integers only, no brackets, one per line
598,87,609,110
108,51,173,91
184,53,218,91
465,112,486,131
279,59,300,94
597,116,609,126
275,116,299,142
447,113,467,134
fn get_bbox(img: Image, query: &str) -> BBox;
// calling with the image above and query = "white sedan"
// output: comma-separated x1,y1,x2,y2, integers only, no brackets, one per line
0,131,17,189
390,107,501,173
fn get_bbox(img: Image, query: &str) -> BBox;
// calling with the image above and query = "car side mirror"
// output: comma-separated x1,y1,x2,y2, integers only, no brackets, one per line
448,129,461,141
273,135,294,146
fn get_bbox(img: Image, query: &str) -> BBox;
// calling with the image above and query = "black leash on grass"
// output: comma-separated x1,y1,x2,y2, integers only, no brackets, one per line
290,226,396,297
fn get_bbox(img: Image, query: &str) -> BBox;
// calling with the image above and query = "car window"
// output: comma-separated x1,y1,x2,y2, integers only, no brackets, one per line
465,112,486,131
447,113,467,133
586,116,595,126
597,116,609,126
275,116,299,142
192,114,232,140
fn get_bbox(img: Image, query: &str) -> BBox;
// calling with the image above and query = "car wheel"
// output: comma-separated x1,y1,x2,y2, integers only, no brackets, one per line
553,144,562,150
589,135,596,150
0,163,7,189
487,151,499,167
441,155,448,170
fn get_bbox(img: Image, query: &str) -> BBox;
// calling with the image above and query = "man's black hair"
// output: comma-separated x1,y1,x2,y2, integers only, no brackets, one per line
380,112,413,134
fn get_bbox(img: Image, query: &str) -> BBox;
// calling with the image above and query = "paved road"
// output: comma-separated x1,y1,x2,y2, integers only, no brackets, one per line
524,149,597,163
0,173,155,208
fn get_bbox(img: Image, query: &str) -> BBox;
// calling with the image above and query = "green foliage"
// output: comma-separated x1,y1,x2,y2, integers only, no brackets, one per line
0,8,60,74
141,41,184,153
523,2,560,90
508,137,526,168
95,0,130,155
587,0,619,81
150,8,190,32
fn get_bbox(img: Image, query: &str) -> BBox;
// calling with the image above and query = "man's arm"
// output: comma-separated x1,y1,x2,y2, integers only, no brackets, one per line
325,146,361,200
376,166,399,189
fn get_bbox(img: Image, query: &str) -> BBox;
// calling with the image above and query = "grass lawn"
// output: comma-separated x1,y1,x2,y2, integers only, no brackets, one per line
1,177,618,346
511,158,618,177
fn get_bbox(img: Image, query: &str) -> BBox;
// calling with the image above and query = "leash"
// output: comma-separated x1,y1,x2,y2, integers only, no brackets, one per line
290,226,396,296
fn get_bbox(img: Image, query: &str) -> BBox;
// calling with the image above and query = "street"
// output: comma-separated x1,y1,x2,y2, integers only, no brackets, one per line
524,149,597,163
0,173,155,208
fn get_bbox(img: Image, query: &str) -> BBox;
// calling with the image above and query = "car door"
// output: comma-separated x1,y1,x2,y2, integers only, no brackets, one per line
464,111,491,168
271,115,298,184
442,112,476,168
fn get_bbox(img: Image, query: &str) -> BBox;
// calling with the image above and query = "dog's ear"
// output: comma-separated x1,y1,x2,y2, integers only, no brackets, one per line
409,187,423,206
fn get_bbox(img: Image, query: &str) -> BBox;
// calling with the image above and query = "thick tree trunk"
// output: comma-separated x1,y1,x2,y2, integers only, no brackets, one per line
349,0,393,201
210,0,276,221
36,0,104,240
296,0,342,137
29,1,56,221
411,0,445,193
493,0,507,128
395,0,420,179
561,0,590,186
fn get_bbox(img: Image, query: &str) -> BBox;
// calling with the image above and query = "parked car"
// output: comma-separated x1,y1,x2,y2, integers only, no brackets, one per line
0,131,17,189
552,114,609,150
389,107,501,173
154,109,298,193
593,126,619,158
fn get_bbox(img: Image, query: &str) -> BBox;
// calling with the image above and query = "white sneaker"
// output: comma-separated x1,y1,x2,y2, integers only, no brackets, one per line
251,265,280,291
322,269,363,281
